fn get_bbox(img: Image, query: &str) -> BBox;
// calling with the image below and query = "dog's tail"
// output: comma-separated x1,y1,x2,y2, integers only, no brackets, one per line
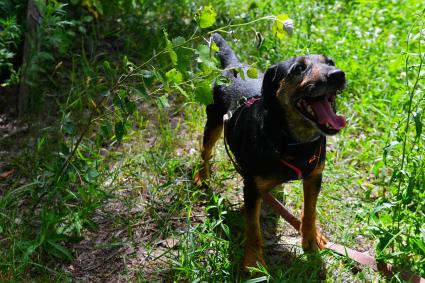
211,33,239,68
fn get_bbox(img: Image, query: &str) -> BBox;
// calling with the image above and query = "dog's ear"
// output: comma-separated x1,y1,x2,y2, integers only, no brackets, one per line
261,65,278,98
262,61,293,108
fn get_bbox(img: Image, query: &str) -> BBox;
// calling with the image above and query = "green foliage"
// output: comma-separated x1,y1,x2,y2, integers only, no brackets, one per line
0,16,21,86
367,10,425,275
174,195,233,281
195,80,214,105
164,29,178,66
196,5,217,29
166,68,183,84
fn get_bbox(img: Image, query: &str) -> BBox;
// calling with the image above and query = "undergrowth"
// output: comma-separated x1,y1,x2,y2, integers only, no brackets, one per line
366,9,425,276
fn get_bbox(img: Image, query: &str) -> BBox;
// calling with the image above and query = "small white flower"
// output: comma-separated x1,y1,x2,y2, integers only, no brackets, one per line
336,38,345,45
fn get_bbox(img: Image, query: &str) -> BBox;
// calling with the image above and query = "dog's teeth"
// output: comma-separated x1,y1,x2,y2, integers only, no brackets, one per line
307,105,314,116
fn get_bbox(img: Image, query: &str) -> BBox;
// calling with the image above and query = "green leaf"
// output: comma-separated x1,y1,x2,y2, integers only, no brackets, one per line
272,14,291,39
63,121,76,135
196,44,217,74
196,45,213,65
22,240,42,262
91,0,104,16
85,168,100,182
216,75,231,86
45,241,74,261
211,41,219,52
247,67,258,79
373,202,394,214
123,55,129,66
244,276,269,283
125,100,136,115
411,237,425,255
197,5,217,28
372,160,384,178
172,36,192,72
391,89,403,107
195,80,213,105
118,89,128,98
175,85,189,98
114,121,127,141
172,36,186,47
103,60,112,74
164,29,178,65
157,95,170,108
101,121,113,138
166,68,183,84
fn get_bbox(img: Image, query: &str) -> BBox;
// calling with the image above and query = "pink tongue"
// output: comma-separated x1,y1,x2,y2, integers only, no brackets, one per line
309,99,346,130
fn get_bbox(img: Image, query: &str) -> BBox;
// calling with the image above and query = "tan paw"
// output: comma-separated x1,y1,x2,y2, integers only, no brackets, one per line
243,248,267,271
194,167,208,187
302,230,328,251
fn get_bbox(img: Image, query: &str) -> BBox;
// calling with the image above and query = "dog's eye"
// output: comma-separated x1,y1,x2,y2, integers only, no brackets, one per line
327,59,335,66
290,63,306,75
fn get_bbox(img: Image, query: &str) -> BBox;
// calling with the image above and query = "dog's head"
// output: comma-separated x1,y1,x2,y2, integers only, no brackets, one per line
262,54,346,141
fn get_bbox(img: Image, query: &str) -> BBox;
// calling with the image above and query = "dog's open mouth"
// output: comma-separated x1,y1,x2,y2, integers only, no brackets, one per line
296,94,346,134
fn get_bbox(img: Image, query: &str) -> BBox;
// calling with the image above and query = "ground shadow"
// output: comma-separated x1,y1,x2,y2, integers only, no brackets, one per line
207,191,328,282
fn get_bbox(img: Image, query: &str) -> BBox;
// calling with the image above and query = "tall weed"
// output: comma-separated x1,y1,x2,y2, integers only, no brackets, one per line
368,10,425,277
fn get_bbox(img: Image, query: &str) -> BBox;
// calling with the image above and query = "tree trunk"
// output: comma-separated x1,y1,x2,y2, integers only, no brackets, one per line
18,0,42,117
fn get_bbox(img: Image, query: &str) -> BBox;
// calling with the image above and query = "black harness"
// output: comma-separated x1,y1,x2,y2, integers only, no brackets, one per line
223,96,326,180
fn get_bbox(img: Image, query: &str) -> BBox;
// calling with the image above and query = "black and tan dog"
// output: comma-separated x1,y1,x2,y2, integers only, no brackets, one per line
195,33,346,269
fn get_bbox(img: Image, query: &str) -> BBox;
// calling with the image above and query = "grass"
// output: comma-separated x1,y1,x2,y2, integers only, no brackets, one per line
0,0,424,281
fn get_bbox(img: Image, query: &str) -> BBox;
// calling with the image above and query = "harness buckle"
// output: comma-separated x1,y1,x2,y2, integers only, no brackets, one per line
223,111,233,122
308,155,319,164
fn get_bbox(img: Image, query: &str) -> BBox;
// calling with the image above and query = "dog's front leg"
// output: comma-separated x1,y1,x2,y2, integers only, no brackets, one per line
242,179,266,269
301,169,328,251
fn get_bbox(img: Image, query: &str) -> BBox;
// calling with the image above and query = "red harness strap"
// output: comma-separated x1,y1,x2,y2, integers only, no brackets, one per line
280,143,324,179
263,193,425,282
245,97,261,106
280,159,303,179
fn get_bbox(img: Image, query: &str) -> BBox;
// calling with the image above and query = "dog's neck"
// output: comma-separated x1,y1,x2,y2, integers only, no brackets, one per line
262,100,321,143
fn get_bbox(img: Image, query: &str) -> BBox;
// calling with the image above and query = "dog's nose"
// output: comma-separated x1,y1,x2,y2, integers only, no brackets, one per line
327,69,345,83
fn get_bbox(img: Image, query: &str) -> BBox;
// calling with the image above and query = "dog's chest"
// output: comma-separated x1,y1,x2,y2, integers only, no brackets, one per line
277,136,326,180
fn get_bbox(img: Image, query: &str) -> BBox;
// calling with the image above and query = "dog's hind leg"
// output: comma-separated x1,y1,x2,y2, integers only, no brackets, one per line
194,104,224,186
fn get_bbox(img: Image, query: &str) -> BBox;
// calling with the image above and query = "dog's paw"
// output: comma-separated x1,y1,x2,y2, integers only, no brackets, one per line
194,172,204,187
243,249,267,271
194,167,209,187
302,230,328,251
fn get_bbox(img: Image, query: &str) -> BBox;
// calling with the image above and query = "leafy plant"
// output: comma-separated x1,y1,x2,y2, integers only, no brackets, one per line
367,9,425,277
0,16,21,86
